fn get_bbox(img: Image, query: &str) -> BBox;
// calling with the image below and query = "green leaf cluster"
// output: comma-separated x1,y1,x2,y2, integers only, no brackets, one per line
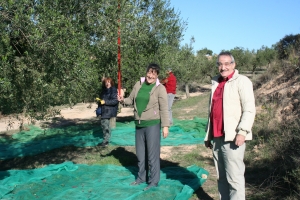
0,0,186,116
1,0,296,116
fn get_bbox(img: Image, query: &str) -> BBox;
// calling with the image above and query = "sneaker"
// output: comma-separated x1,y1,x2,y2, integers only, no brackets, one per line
98,141,108,147
143,184,157,191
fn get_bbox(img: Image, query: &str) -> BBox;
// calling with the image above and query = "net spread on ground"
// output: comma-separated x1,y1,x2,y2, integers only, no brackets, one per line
0,117,209,199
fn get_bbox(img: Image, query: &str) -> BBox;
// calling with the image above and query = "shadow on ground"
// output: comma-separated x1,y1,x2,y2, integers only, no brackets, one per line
0,145,214,199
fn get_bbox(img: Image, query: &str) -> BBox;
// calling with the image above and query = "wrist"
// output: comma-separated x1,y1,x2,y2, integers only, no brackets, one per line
238,130,247,137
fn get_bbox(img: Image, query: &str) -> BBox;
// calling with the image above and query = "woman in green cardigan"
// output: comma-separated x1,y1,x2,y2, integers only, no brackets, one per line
118,63,169,191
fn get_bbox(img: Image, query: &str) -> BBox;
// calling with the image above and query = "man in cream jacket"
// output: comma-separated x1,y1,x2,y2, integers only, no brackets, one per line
204,51,256,200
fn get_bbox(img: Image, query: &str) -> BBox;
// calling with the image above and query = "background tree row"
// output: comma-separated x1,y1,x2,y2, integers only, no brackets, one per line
0,0,185,117
1,0,298,117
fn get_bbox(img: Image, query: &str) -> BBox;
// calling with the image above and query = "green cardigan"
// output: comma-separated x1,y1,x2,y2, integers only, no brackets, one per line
123,77,170,128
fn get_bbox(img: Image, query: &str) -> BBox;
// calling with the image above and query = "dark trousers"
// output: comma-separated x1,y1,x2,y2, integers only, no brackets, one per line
101,118,111,143
135,123,161,186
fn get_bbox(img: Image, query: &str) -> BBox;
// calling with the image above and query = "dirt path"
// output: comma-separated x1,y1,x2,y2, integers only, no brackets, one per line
0,103,135,132
0,92,211,166
0,90,207,133
0,91,210,166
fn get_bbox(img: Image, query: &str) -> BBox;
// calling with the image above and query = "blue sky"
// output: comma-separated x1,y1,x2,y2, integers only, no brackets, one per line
169,0,300,54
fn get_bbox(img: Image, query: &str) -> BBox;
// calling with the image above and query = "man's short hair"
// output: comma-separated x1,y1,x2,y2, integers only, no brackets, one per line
217,51,235,63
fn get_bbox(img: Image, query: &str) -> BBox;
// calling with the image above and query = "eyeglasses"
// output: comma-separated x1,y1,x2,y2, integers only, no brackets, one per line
216,61,233,67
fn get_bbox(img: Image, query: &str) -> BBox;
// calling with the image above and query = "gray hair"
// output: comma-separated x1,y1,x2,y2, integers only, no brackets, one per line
217,51,235,64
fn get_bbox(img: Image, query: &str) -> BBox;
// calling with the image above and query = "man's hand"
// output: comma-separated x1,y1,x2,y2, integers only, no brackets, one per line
160,78,168,84
235,134,246,146
205,140,213,149
235,130,247,146
162,127,169,138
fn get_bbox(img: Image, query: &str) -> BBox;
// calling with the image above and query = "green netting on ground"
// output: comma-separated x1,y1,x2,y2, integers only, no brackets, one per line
0,117,207,159
0,161,209,200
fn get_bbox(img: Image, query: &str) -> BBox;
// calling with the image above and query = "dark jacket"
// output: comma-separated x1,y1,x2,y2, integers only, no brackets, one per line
100,86,119,119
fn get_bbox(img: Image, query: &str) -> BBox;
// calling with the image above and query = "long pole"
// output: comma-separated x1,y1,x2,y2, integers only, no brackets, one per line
117,0,121,95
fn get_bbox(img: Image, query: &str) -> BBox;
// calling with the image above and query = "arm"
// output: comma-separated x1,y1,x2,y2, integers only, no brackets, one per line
158,85,169,137
204,93,213,149
160,78,168,84
237,77,256,133
204,77,219,148
103,87,119,106
118,81,139,105
236,77,256,146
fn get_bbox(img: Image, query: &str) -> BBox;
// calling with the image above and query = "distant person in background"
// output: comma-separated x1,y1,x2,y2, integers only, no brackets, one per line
98,77,119,147
204,51,256,200
161,68,177,125
118,63,169,191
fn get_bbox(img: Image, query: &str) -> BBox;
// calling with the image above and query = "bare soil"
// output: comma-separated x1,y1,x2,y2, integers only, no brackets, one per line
255,71,300,122
0,94,204,163
0,91,206,133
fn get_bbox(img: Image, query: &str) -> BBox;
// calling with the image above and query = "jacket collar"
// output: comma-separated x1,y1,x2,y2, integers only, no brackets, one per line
213,69,240,83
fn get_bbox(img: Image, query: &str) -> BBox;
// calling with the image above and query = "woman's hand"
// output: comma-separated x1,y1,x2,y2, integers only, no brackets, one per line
162,127,169,138
117,95,124,102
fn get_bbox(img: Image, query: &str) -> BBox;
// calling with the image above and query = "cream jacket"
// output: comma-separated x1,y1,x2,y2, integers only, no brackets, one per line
204,70,256,142
124,77,169,128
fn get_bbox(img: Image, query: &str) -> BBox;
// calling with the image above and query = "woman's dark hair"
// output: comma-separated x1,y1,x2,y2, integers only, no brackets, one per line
102,77,115,86
146,63,160,75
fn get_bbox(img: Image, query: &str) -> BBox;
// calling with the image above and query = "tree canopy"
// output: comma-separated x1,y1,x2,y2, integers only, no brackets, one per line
0,0,185,116
0,0,297,117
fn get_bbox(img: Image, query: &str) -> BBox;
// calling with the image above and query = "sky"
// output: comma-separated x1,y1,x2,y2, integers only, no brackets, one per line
169,0,300,54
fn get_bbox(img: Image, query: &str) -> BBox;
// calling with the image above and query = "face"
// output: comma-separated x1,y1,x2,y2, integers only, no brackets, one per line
146,68,158,84
217,55,236,79
105,80,111,88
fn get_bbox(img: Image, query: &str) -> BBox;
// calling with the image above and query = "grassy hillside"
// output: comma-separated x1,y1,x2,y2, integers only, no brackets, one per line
244,64,300,200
